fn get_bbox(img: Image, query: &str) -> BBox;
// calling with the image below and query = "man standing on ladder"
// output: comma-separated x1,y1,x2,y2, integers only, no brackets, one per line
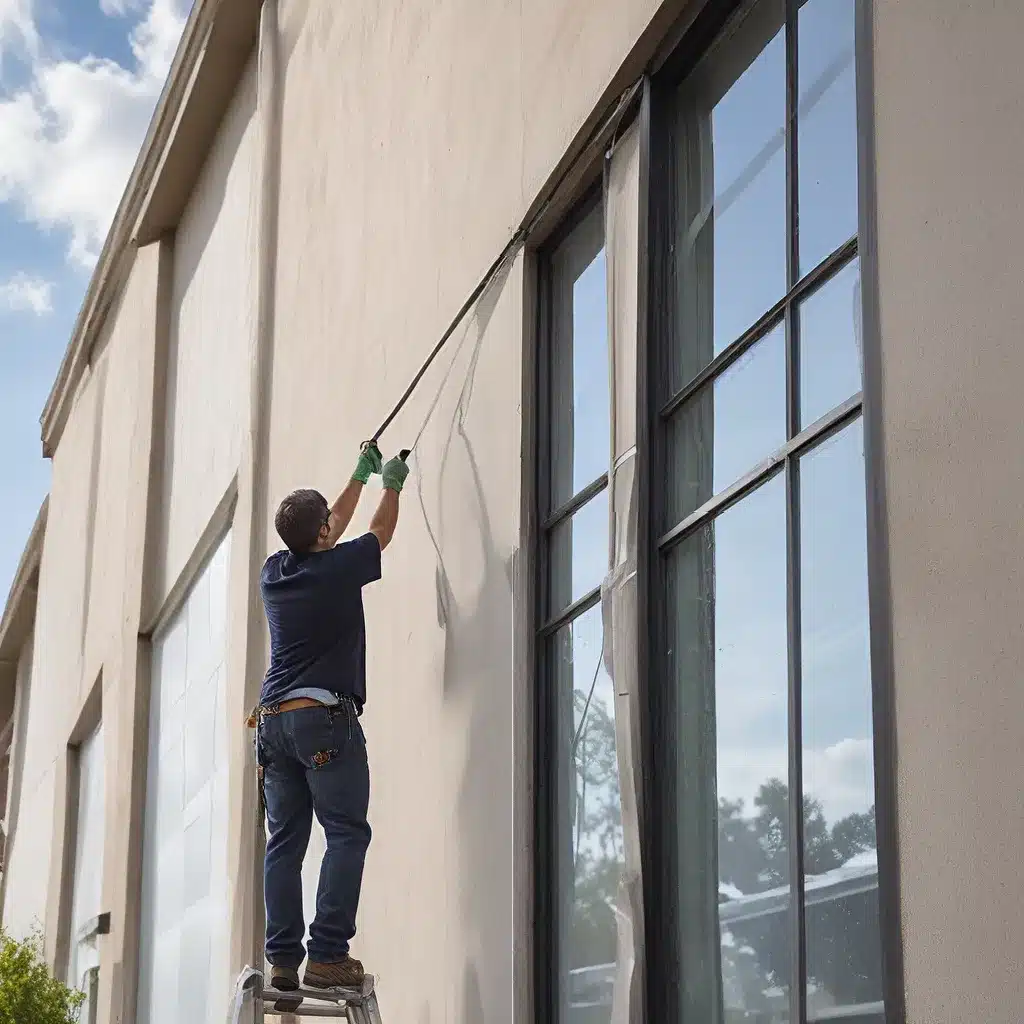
251,442,409,998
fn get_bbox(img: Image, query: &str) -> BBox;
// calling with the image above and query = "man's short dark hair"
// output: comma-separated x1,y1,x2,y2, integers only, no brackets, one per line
275,489,329,553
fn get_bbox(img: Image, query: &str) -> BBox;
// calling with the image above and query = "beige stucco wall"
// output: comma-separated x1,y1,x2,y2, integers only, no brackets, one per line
2,364,103,941
1,634,41,938
7,0,675,1020
0,240,165,1020
157,55,256,603
263,2,667,1019
872,1,1024,1020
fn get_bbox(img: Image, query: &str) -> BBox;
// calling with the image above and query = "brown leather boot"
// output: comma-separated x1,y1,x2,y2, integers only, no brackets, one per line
268,965,302,1012
303,955,366,990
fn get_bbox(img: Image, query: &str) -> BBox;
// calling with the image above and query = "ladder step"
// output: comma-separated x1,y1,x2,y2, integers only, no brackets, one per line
263,1003,349,1018
265,983,370,1004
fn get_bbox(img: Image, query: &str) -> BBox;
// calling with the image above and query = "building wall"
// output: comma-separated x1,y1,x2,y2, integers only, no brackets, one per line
3,367,102,940
158,56,257,603
1,634,38,937
871,1,1024,1020
262,2,668,1019
14,0,1024,1022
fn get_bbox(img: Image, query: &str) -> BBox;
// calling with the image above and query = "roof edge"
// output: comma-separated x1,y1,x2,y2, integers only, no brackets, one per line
38,0,226,458
0,497,49,664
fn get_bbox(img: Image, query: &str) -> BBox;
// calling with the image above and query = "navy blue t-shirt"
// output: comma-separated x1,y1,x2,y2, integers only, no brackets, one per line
259,532,382,707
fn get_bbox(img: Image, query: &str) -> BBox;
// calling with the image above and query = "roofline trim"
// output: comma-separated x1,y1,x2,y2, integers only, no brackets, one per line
0,497,49,664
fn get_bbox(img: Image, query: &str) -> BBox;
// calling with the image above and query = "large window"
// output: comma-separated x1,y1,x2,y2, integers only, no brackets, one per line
537,197,625,1024
650,0,881,1021
137,532,232,1024
66,720,105,1024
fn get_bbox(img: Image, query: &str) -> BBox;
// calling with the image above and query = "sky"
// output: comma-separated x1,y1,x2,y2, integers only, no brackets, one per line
0,0,191,607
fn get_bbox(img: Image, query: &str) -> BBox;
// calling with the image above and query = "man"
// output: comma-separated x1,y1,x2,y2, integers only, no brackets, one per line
254,442,409,999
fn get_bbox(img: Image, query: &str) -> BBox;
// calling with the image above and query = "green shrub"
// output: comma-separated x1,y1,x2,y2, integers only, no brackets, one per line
0,930,84,1024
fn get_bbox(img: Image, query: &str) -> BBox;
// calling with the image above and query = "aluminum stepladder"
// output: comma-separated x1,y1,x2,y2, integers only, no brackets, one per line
229,968,383,1023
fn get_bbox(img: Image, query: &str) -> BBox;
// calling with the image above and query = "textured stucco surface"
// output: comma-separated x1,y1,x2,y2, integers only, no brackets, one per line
158,56,256,604
872,1,1024,1020
1,636,43,938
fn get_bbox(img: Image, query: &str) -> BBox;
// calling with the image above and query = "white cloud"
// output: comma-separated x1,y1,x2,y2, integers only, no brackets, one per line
718,737,875,826
0,0,38,64
0,271,53,314
0,0,189,267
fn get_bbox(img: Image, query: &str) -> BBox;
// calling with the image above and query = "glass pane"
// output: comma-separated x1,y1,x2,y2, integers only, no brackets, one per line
549,203,610,512
800,419,883,1019
665,321,786,529
548,490,610,619
799,258,862,428
669,0,787,393
665,473,791,1021
798,0,858,275
550,605,623,1024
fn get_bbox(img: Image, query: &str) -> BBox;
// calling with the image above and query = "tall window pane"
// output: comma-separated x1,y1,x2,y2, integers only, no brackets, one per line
799,258,863,429
668,0,786,394
541,198,621,1024
666,474,791,1021
550,606,621,1023
137,533,232,1024
664,321,786,528
801,421,883,1021
549,205,610,512
798,0,858,274
548,489,611,617
656,0,884,1018
67,720,105,1024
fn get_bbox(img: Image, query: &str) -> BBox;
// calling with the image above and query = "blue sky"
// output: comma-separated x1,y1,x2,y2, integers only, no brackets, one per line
0,0,189,605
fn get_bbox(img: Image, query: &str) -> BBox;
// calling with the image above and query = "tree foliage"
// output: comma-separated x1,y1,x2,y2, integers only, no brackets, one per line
0,930,84,1024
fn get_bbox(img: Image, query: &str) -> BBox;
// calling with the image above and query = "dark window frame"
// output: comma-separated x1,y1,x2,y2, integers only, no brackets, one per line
533,182,615,1024
531,2,903,1021
641,0,903,1022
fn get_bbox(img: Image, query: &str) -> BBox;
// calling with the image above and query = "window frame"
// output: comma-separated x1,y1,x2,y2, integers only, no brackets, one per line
640,0,904,1021
533,182,616,1024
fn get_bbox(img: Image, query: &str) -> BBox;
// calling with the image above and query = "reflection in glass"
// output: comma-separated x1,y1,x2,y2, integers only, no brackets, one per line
799,258,862,429
800,419,882,1019
665,474,791,1021
798,0,858,275
664,322,786,529
549,203,610,512
548,489,610,619
551,605,623,1024
670,0,787,393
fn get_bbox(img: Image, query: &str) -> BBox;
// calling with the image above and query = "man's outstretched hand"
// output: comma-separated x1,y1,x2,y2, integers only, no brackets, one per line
352,442,383,484
382,454,410,493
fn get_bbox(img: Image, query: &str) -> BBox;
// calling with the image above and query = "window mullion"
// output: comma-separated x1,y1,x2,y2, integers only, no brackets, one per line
785,0,808,1022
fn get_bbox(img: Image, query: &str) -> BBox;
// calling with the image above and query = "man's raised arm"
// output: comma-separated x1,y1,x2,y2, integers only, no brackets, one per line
368,454,409,552
324,443,383,546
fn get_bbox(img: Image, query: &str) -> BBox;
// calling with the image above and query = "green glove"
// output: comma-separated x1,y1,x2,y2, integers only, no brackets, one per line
382,454,410,493
352,442,383,484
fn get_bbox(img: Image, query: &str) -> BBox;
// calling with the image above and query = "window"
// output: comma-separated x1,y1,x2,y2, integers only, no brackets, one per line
66,720,106,1024
537,196,625,1024
136,532,232,1024
650,0,882,1021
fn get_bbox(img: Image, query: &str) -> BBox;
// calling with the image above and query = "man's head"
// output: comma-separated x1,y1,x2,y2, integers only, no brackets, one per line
274,489,331,553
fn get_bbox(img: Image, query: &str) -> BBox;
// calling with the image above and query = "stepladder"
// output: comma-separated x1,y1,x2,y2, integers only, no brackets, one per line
228,967,383,1024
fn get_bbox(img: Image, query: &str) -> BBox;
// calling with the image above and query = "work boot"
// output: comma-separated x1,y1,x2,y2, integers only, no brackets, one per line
267,965,302,1013
304,955,365,990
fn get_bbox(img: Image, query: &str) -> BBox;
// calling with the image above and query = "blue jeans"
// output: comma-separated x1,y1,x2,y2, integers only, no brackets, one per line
257,704,371,966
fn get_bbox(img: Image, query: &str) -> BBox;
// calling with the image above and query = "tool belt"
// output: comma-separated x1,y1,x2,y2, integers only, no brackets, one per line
245,694,361,728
